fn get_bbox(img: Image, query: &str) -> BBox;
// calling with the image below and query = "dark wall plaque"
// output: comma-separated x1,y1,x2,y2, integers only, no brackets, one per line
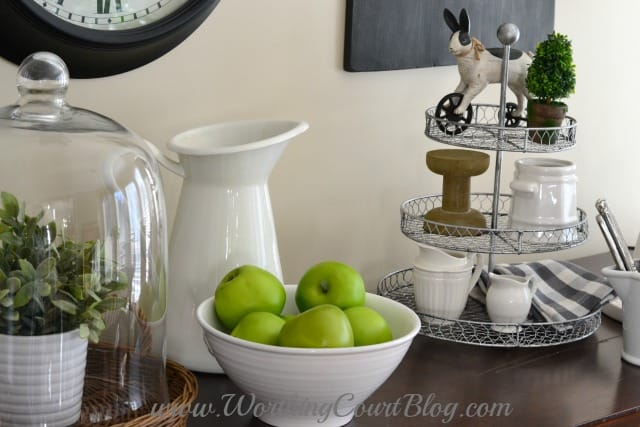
344,0,555,72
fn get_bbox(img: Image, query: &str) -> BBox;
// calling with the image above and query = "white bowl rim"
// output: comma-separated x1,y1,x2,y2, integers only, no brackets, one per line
196,285,421,356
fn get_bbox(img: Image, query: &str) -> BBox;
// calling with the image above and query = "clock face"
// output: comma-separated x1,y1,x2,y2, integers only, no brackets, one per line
0,0,221,78
32,0,190,31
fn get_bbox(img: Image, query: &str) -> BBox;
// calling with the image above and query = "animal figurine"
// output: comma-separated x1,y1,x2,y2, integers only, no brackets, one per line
443,8,532,117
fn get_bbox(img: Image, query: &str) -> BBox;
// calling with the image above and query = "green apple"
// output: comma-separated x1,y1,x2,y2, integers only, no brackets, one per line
214,265,286,331
280,314,297,322
344,306,393,346
231,312,286,345
277,304,354,348
295,261,366,312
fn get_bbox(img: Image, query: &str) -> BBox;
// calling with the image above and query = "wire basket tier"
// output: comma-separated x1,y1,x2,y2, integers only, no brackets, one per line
378,269,601,347
425,104,577,152
401,193,588,254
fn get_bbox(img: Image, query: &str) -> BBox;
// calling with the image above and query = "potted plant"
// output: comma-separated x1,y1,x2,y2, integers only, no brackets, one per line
0,191,127,426
525,32,576,143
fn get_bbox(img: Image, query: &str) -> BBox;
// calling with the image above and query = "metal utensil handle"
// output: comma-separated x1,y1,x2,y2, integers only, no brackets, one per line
595,199,636,271
596,214,626,270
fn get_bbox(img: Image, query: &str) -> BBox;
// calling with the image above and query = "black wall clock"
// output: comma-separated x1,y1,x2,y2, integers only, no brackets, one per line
0,0,221,78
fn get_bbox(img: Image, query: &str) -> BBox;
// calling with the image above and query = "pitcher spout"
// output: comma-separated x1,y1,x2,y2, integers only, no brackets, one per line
413,242,469,271
140,119,310,179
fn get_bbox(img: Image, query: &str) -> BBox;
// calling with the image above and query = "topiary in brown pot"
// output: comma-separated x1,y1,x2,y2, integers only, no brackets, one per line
526,32,576,144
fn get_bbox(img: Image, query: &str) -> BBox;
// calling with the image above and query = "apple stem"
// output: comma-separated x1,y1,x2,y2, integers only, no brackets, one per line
320,280,329,294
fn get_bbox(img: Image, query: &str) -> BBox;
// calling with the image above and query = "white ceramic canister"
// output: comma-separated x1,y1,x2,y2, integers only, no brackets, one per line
509,158,578,228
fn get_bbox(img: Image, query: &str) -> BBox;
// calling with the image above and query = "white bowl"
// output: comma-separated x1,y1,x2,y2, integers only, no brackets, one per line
196,285,420,427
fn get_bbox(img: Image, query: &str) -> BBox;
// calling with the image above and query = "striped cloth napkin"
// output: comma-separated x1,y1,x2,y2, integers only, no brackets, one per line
476,260,616,323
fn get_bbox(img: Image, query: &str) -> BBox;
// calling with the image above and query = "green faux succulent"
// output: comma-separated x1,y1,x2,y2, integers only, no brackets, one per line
0,191,127,342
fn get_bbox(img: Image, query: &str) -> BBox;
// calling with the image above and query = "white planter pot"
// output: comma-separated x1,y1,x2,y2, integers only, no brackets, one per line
0,329,88,427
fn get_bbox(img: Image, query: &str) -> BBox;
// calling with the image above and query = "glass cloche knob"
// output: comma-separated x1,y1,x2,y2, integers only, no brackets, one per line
15,52,70,119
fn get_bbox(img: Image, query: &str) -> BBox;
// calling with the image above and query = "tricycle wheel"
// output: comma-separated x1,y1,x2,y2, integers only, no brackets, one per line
435,93,473,135
505,102,522,127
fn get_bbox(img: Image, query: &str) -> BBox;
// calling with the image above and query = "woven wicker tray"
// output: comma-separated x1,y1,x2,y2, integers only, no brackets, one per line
74,347,198,427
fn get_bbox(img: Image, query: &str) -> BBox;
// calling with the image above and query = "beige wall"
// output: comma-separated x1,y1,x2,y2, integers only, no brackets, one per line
0,0,637,289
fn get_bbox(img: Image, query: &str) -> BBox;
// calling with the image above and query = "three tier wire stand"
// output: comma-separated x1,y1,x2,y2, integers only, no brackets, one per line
378,23,598,347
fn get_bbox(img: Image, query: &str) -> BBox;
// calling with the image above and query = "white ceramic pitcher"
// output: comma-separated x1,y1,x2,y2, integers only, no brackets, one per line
412,242,479,271
601,265,640,366
486,273,535,333
411,243,484,322
146,120,309,373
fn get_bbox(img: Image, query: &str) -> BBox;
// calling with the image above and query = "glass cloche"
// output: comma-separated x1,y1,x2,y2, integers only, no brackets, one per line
0,52,169,425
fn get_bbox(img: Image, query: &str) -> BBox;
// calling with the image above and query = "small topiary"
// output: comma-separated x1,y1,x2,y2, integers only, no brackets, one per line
526,32,576,105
